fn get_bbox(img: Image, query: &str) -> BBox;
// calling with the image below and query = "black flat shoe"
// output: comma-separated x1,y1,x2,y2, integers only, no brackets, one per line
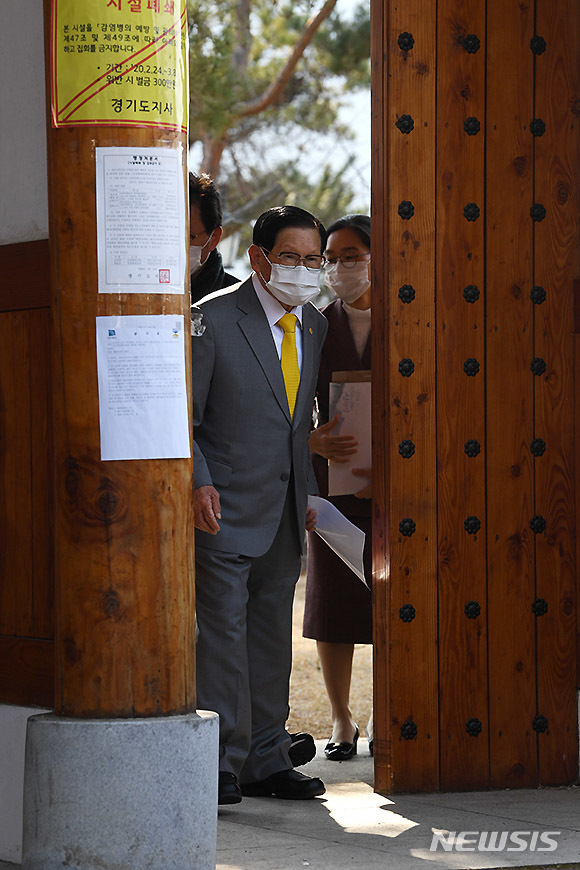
218,771,242,805
288,731,316,766
241,768,325,800
324,726,359,761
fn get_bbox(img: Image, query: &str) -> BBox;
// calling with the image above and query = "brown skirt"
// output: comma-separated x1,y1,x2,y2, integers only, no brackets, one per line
302,516,372,644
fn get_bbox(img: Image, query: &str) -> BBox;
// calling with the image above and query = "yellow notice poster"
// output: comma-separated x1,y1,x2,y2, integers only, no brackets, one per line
50,0,188,132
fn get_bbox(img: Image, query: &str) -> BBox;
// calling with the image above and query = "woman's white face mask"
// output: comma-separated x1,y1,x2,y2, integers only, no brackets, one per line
323,260,370,303
260,253,321,307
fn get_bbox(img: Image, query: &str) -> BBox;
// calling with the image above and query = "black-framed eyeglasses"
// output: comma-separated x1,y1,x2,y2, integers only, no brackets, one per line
262,248,325,272
324,254,371,269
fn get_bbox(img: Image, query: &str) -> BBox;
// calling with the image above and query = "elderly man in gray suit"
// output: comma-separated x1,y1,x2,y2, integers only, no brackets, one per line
192,206,329,805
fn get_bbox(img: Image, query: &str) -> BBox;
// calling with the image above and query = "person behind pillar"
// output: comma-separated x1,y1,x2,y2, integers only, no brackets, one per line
192,205,328,805
189,171,238,304
303,214,374,760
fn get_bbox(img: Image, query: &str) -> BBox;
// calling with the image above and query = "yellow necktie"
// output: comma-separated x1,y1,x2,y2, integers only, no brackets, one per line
278,313,300,419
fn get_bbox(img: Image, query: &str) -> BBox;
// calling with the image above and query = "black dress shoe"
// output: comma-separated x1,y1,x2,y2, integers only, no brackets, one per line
324,726,359,761
218,771,242,805
288,731,316,766
241,768,325,800
369,739,374,757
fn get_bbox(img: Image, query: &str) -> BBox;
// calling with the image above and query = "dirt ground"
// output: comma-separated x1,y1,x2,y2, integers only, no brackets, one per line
287,571,373,740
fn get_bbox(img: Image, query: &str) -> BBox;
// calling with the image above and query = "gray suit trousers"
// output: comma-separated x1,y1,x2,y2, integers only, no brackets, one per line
195,489,302,782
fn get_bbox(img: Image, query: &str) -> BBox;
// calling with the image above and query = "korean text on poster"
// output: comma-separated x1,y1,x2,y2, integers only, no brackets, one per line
96,314,190,461
50,0,188,131
96,146,185,293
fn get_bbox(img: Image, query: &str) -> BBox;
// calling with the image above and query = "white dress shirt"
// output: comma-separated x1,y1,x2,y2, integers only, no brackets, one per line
342,300,371,360
252,273,304,372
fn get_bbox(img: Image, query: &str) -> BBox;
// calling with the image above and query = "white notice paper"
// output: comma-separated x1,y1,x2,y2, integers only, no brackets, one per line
96,146,185,294
309,495,368,587
327,373,371,496
96,315,190,461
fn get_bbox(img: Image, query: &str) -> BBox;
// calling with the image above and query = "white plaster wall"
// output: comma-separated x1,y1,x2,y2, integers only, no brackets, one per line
0,704,50,863
0,0,48,244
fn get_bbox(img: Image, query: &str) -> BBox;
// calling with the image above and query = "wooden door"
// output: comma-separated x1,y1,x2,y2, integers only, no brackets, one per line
371,0,579,792
0,240,54,708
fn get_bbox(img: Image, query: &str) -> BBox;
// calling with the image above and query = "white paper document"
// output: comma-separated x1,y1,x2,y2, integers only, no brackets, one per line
309,495,368,587
327,374,371,496
96,146,185,294
96,315,190,461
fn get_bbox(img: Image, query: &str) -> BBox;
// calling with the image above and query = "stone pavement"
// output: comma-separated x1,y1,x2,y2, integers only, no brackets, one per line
216,739,580,870
2,738,579,870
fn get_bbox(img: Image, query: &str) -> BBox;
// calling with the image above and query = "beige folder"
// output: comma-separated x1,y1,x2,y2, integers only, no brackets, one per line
327,370,371,497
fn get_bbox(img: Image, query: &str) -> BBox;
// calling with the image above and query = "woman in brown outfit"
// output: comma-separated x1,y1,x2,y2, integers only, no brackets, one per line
303,214,372,760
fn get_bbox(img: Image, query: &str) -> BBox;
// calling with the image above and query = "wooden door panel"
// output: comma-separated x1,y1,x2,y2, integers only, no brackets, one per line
372,0,579,793
0,240,54,708
0,240,50,313
0,310,35,637
0,307,52,640
0,637,53,708
369,0,389,787
29,308,53,638
372,0,439,793
486,0,537,789
533,0,579,785
436,0,488,790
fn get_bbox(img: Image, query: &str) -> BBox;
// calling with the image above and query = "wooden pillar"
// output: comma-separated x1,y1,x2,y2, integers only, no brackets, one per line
44,1,195,718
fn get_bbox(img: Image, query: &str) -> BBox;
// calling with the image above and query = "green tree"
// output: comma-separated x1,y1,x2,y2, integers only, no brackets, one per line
221,155,363,245
187,0,370,178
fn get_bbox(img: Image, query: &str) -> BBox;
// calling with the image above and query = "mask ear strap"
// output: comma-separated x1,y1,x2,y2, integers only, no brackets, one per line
202,230,215,250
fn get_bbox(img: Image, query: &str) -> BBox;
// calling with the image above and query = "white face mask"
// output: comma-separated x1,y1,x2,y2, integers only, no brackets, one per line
189,235,213,277
324,260,370,303
262,262,321,307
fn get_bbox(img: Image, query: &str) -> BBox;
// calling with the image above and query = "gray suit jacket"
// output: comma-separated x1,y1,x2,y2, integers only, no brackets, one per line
192,277,328,557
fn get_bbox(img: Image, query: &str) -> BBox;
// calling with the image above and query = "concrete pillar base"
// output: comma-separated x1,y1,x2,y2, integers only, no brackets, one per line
22,710,219,870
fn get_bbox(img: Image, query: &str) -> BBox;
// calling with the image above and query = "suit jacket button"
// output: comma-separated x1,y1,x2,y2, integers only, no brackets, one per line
280,472,289,481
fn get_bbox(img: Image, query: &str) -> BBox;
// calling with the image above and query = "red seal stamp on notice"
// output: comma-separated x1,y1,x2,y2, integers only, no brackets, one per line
159,269,170,283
